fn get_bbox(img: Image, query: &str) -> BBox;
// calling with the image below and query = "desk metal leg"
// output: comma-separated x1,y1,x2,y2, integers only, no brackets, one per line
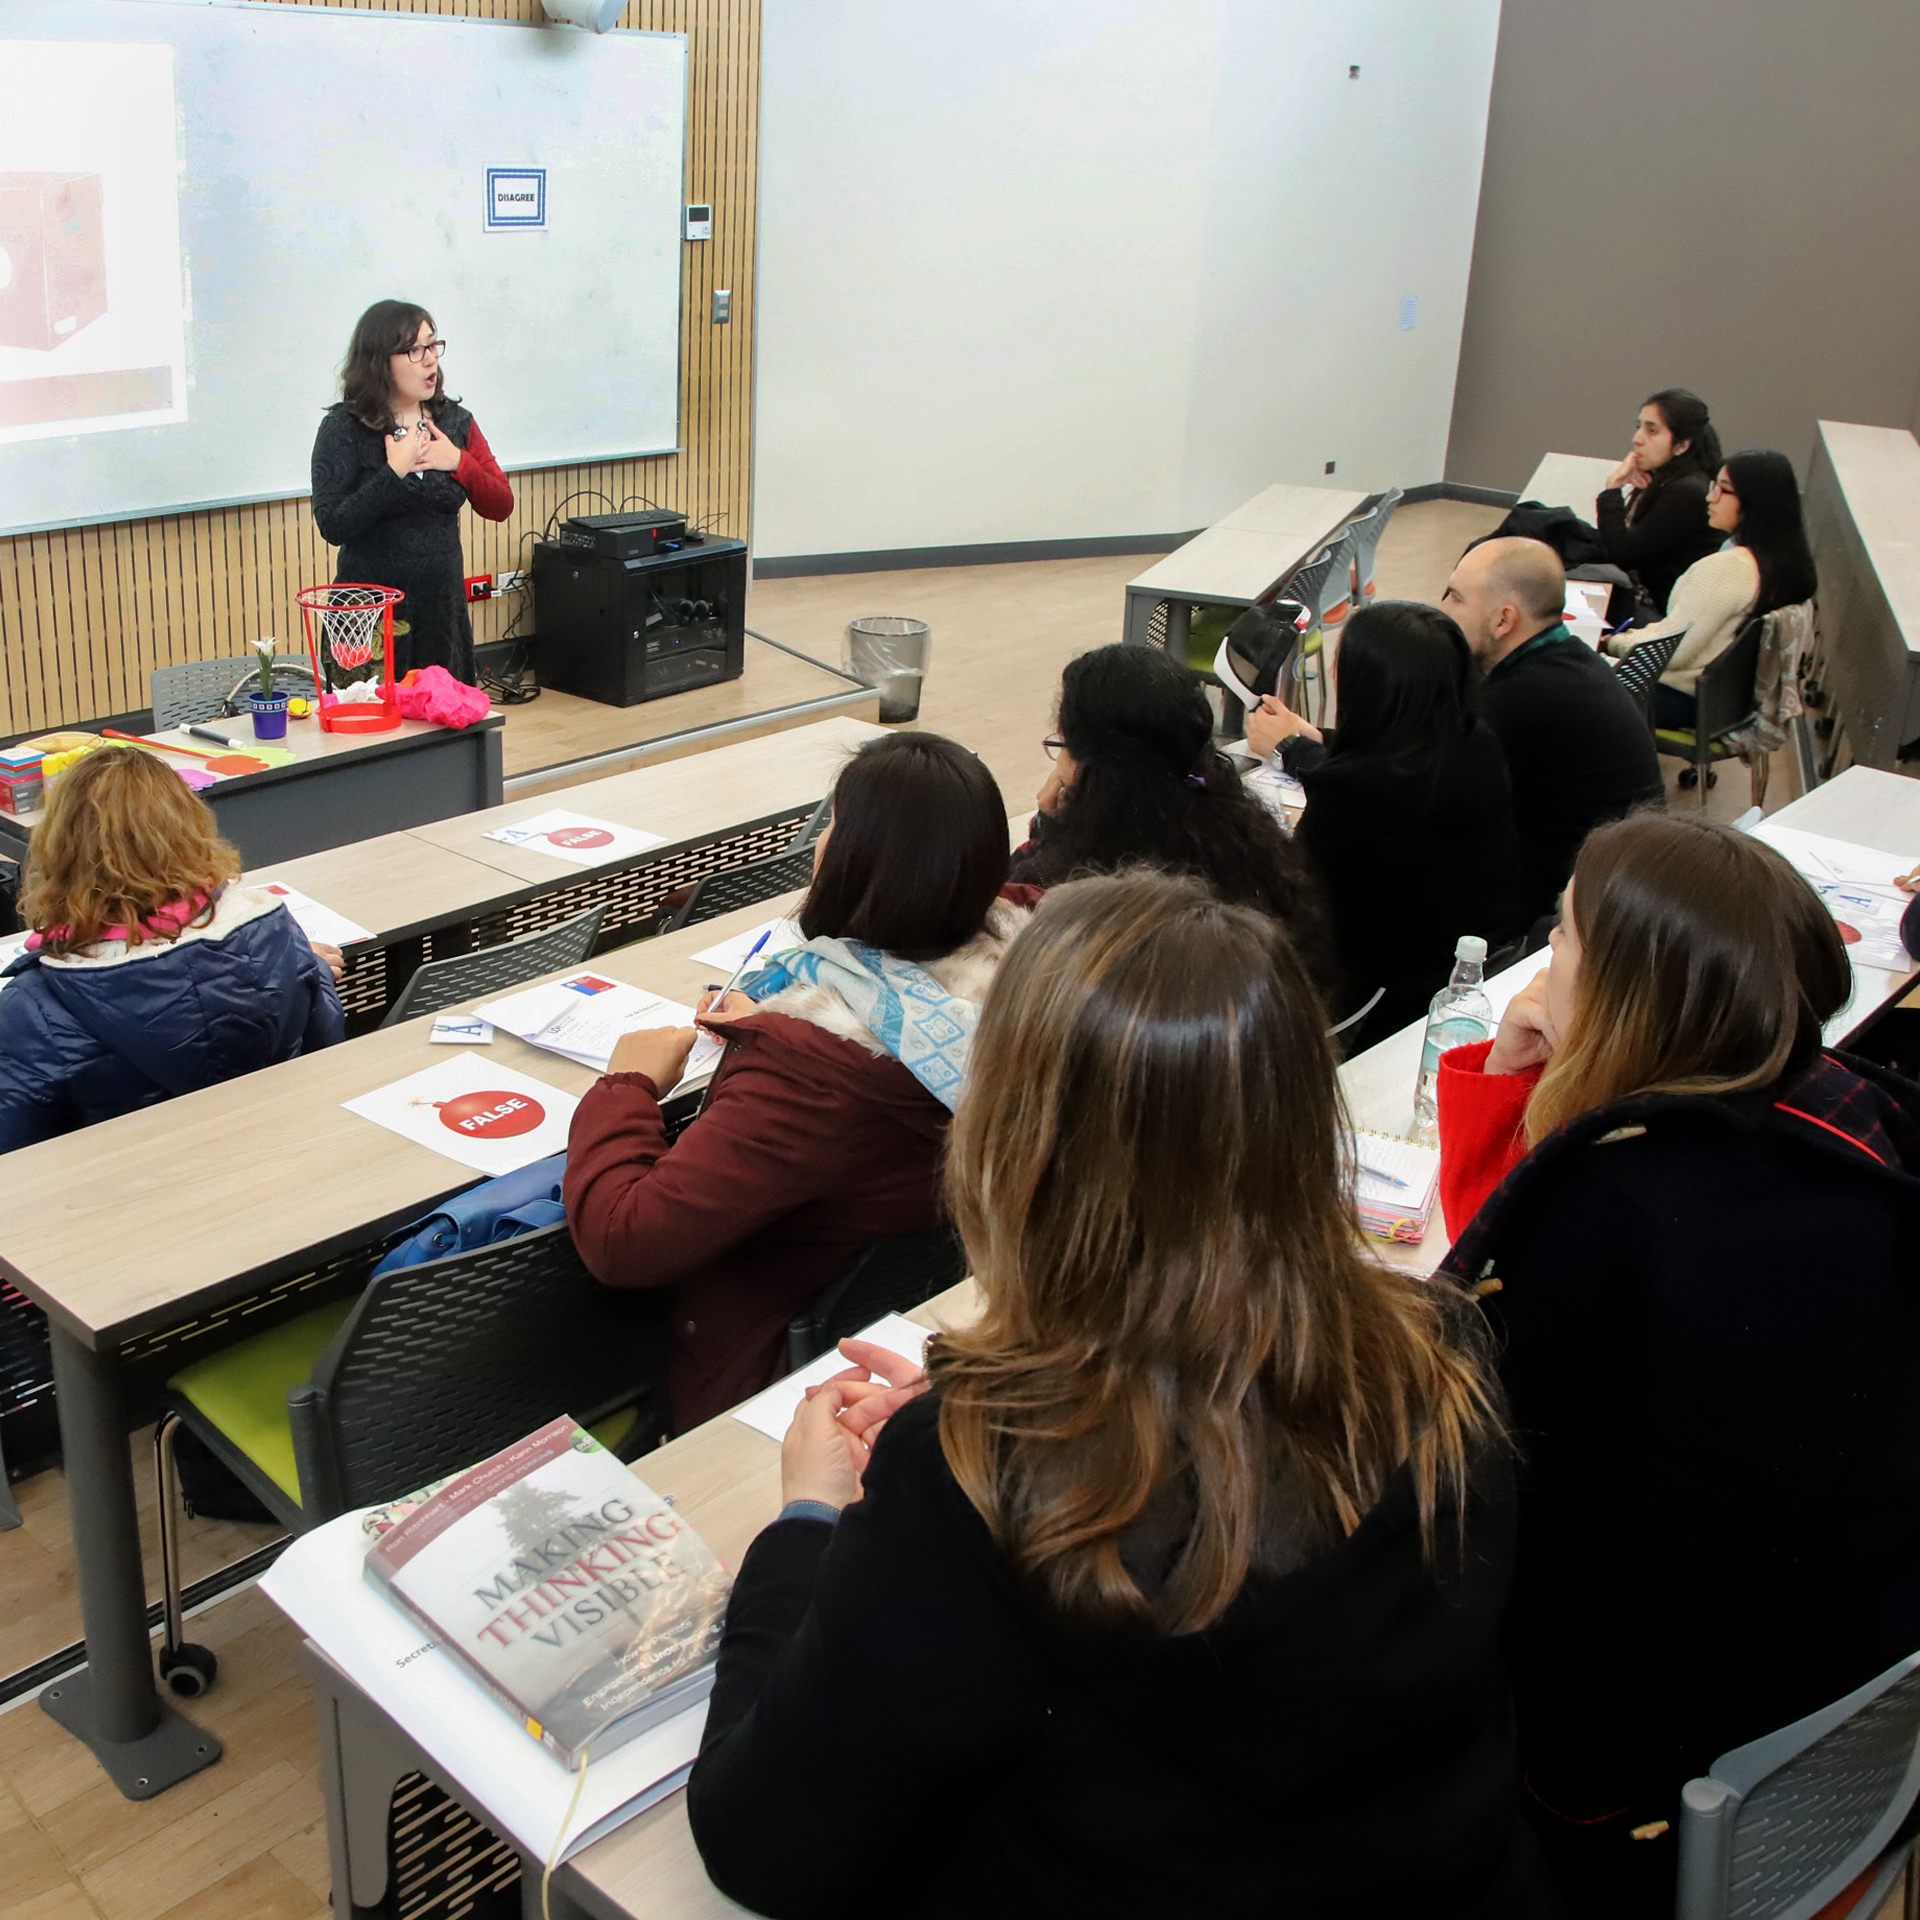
1122,587,1155,647
39,1324,222,1798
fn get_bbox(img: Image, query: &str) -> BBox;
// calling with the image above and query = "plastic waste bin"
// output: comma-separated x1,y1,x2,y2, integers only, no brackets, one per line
845,616,931,723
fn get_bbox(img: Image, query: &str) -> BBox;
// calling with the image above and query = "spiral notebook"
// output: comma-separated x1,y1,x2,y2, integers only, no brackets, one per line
1348,1131,1442,1244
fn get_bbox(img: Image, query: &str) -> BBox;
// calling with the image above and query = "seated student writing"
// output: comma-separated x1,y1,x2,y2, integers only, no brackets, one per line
1602,448,1817,730
1008,642,1332,993
1593,387,1725,617
564,732,1029,1433
1433,814,1920,1919
1441,537,1664,927
687,870,1561,1920
0,745,346,1154
1245,599,1521,1049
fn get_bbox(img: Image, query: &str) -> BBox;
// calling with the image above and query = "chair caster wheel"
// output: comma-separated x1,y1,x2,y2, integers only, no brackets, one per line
1678,768,1698,788
160,1644,217,1698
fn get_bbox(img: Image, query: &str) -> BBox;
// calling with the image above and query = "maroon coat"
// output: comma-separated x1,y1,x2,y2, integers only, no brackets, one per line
565,1010,954,1430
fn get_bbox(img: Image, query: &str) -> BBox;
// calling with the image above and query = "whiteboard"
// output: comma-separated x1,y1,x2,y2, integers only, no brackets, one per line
0,0,686,536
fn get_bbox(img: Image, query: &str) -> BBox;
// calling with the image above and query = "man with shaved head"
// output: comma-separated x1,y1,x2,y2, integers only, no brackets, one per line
1443,537,1663,923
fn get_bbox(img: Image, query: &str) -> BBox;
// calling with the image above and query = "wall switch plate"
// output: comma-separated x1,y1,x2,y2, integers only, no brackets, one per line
1399,295,1419,331
464,573,492,602
494,568,528,592
1324,460,1336,475
684,203,712,241
712,288,731,323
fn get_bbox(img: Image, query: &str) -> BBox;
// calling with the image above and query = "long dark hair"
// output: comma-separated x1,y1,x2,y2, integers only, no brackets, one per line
1643,387,1721,477
1327,601,1480,770
800,732,1008,962
1528,814,1850,1143
1722,449,1818,616
338,299,458,432
939,869,1500,1633
1022,644,1330,980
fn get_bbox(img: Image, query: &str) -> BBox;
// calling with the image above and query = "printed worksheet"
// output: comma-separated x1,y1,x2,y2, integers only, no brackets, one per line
476,973,724,1088
255,881,373,948
1754,824,1917,973
343,1053,576,1176
689,917,804,975
481,810,665,869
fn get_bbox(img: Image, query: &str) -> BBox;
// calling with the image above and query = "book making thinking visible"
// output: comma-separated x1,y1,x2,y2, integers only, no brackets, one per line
363,1417,731,1770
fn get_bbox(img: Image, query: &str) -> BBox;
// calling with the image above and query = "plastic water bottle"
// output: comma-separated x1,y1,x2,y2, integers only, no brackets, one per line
1410,936,1493,1146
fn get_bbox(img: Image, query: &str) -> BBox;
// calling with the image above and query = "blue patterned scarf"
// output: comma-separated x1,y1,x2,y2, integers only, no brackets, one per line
740,936,977,1110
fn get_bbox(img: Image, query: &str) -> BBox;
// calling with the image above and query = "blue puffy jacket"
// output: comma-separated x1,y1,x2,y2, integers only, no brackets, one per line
0,885,345,1154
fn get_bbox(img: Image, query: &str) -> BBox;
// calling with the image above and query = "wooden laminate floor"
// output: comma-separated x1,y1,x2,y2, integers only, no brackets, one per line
0,501,1814,1919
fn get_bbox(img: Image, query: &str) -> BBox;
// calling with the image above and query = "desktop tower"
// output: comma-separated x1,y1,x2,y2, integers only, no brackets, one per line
0,173,108,352
530,538,748,707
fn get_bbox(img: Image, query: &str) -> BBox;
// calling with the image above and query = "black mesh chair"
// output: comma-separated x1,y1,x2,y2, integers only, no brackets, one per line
1610,623,1690,721
658,846,816,936
152,1222,666,1695
786,1226,970,1372
1654,617,1767,803
1677,1648,1920,1920
380,903,606,1026
150,655,316,730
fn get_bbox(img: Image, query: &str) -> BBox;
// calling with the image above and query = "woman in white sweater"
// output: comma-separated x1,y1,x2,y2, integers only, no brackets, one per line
1605,449,1817,729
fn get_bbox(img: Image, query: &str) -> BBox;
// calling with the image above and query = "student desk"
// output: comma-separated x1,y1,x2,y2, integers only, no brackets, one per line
1121,482,1368,654
0,872,845,1798
247,716,884,1030
1337,765,1920,1277
300,1271,984,1920
1516,451,1618,516
1802,421,1920,769
0,714,505,871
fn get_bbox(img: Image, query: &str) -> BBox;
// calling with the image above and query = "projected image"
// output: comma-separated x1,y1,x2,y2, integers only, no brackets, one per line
0,42,187,445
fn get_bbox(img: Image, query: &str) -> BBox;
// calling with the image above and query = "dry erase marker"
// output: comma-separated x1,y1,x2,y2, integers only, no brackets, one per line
187,725,248,749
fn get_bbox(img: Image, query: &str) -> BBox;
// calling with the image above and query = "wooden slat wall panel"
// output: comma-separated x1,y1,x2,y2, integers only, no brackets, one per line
0,0,757,734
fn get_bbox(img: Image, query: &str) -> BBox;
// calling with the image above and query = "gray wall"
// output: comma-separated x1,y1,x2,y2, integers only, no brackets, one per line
1445,0,1920,493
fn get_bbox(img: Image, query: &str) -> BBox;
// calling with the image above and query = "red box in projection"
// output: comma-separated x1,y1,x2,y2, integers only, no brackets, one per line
0,173,108,353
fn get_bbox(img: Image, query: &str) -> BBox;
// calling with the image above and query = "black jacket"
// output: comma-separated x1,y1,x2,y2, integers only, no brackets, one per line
1441,1052,1920,1914
1479,627,1664,923
309,400,480,682
1593,468,1721,615
1283,723,1522,1049
688,1395,1557,1920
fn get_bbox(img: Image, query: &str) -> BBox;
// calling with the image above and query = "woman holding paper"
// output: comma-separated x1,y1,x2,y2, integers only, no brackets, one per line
686,870,1558,1918
563,732,1035,1430
309,300,514,685
1431,812,1920,1916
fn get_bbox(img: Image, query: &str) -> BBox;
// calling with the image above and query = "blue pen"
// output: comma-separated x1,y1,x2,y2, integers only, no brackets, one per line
705,927,771,1013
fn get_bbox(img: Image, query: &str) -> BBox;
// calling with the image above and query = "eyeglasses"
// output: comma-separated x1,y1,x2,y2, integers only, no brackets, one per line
1042,736,1066,761
1708,476,1737,500
398,339,447,363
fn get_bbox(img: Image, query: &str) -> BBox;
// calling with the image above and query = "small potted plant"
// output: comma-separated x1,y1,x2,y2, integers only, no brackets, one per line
250,638,291,740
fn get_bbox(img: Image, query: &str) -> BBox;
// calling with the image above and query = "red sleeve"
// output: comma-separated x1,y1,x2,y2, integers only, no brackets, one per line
1435,1039,1540,1237
562,1036,869,1290
454,418,514,521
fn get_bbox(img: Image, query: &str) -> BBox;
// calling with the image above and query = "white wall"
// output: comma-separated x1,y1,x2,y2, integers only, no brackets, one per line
752,0,1501,560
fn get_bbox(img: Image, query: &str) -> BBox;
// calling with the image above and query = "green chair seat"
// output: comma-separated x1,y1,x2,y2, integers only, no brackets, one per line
1183,603,1239,675
169,1300,355,1501
170,1299,640,1506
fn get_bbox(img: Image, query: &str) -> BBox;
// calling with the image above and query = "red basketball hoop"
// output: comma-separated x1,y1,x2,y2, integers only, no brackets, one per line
295,583,405,733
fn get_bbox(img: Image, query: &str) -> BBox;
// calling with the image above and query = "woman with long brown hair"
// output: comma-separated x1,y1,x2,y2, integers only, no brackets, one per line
686,870,1556,1918
1433,812,1920,1917
0,746,344,1152
309,298,513,683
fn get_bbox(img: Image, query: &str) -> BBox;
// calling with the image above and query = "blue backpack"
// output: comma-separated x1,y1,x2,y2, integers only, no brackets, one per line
371,1152,568,1275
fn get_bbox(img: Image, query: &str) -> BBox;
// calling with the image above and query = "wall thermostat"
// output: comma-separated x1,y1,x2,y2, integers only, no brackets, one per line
684,204,712,241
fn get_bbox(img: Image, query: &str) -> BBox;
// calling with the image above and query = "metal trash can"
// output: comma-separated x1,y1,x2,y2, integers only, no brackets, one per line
845,615,931,724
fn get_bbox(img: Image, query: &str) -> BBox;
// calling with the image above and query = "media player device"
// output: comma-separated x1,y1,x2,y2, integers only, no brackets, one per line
553,510,691,561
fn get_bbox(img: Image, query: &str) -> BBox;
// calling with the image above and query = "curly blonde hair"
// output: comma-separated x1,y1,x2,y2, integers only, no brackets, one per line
20,747,239,956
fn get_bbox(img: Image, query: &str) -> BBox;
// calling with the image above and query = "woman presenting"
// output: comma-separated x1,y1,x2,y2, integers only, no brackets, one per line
309,300,513,684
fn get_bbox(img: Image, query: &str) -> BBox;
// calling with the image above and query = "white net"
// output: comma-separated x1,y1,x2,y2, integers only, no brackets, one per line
296,584,399,692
